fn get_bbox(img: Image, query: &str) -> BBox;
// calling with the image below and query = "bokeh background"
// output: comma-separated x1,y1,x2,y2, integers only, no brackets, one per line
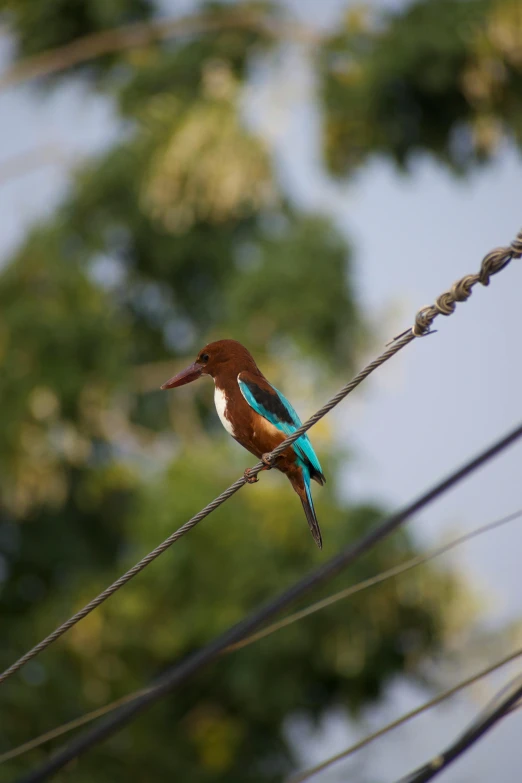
0,0,521,781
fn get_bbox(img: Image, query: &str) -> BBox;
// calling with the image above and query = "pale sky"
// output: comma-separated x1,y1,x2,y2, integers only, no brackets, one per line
251,2,522,781
1,1,521,781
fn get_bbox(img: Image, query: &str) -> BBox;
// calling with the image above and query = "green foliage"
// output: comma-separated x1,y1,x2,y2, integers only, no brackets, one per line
0,224,129,517
0,0,507,779
0,0,154,82
320,0,522,174
117,8,272,118
224,215,358,360
1,448,463,782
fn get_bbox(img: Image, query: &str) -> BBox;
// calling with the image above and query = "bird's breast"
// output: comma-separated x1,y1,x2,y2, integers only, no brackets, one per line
214,385,235,437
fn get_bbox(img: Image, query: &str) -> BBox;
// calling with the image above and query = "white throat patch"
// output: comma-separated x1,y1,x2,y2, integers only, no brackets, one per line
214,386,235,437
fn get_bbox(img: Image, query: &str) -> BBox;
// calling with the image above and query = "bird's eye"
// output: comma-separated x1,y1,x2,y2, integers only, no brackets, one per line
200,353,209,363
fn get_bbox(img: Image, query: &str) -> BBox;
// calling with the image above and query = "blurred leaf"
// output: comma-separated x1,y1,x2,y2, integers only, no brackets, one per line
142,62,275,233
320,0,522,174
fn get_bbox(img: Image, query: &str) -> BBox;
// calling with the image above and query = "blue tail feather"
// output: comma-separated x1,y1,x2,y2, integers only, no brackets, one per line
301,466,322,549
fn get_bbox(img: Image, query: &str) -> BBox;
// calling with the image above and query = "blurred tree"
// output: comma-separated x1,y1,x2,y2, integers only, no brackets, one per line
0,0,516,780
320,0,522,174
0,0,154,76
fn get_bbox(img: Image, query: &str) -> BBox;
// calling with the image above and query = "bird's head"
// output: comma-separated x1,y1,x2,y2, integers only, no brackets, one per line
161,339,258,389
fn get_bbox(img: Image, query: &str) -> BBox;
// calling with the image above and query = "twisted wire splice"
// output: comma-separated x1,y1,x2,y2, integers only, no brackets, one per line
411,230,522,337
1,228,520,688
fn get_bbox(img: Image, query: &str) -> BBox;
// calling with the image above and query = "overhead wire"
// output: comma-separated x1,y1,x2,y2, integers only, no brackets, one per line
1,229,520,688
395,670,522,783
2,12,522,776
2,507,521,766
289,647,522,782
0,689,151,766
0,334,411,687
227,508,522,653
14,418,522,782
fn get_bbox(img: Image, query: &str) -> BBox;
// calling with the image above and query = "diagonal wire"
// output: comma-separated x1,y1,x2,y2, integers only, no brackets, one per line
227,507,522,652
0,336,410,688
289,648,522,783
395,671,522,783
14,419,522,783
1,507,521,766
0,228,520,688
0,475,247,686
0,688,151,765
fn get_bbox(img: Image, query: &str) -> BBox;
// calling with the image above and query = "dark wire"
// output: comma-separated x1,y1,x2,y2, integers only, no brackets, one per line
3,509,522,767
16,420,522,783
0,331,414,687
2,228,520,687
397,673,522,783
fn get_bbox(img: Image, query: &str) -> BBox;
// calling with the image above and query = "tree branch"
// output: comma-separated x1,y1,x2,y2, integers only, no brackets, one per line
0,9,320,92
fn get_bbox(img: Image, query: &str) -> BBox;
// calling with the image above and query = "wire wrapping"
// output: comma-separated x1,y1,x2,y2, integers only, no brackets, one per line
0,228,520,688
410,233,522,337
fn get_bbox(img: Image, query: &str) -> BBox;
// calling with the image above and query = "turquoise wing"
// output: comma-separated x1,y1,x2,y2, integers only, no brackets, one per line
237,374,324,481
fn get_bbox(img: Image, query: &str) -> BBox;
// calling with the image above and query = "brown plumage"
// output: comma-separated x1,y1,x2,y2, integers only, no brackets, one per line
161,339,325,548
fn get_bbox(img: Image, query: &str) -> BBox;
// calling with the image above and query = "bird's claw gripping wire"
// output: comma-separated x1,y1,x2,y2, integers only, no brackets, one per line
244,454,274,484
2,228,519,695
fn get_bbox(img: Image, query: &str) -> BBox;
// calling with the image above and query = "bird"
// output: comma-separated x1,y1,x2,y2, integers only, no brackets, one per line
161,339,326,548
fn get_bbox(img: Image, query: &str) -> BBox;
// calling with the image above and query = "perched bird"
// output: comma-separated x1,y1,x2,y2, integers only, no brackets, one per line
161,339,326,548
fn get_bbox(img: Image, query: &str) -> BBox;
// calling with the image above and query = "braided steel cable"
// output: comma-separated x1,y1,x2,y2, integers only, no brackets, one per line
1,229,520,687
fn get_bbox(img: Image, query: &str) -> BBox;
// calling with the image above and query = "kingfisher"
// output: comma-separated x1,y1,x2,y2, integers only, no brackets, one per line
161,339,325,548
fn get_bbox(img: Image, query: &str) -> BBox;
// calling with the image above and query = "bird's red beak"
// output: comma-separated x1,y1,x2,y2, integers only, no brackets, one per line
160,362,204,390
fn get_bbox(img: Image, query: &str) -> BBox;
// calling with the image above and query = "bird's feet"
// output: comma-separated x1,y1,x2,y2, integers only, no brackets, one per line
244,454,273,484
244,468,259,484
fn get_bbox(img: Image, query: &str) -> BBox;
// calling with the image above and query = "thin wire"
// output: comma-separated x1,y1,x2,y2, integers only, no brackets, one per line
0,475,247,686
396,671,522,783
227,508,522,652
1,229,520,688
15,419,522,783
0,337,412,688
3,508,520,765
289,648,522,783
0,689,151,765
